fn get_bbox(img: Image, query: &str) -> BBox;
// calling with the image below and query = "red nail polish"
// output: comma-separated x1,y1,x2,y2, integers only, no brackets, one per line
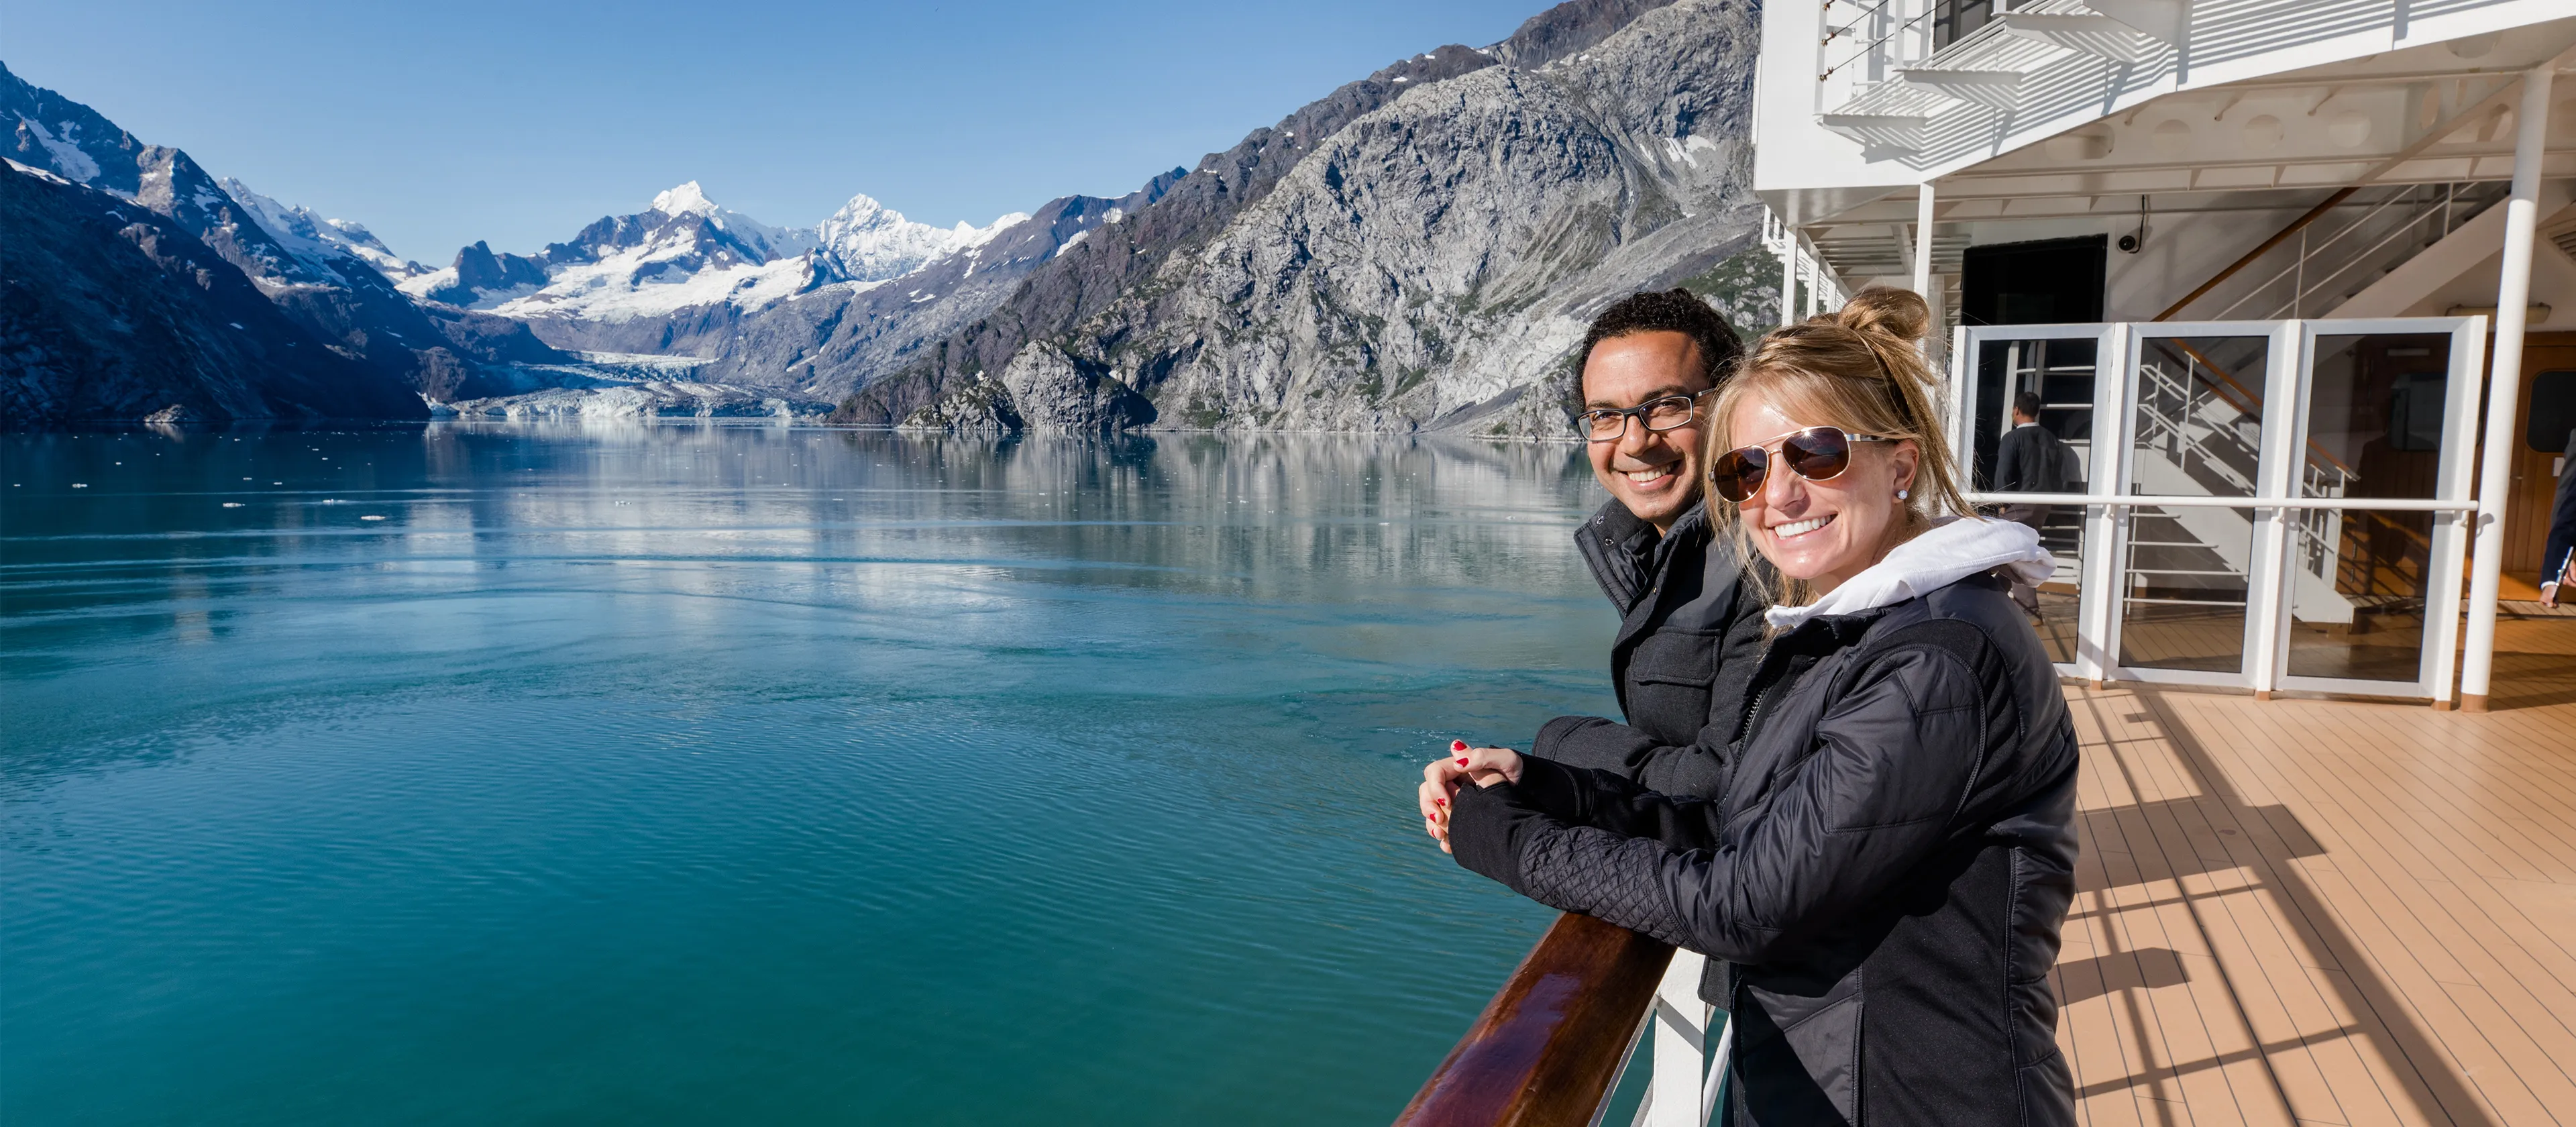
1456,757,1470,766
1451,739,1468,751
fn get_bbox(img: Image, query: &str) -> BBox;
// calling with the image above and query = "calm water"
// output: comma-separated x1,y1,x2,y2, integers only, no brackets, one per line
1,424,1623,1125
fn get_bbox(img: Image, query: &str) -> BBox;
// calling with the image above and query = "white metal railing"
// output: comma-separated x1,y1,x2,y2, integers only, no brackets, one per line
1597,951,1730,1127
1947,316,2486,702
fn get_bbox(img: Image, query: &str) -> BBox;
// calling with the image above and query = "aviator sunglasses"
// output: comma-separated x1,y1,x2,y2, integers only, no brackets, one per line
1708,426,1892,502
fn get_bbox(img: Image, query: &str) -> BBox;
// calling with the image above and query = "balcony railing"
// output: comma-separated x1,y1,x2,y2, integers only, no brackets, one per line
1393,914,1728,1127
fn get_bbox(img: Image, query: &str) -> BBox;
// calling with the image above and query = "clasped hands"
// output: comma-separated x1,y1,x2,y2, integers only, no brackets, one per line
1415,739,1524,854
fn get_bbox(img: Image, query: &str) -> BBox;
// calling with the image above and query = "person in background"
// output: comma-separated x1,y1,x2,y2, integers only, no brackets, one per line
1416,290,1763,820
1424,288,2078,1126
2544,428,2575,608
1992,390,2074,616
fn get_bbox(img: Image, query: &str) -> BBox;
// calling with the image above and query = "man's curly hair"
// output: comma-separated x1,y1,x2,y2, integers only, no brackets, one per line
1575,289,1747,393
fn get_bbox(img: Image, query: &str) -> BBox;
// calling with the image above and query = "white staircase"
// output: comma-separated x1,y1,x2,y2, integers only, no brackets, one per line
2191,182,2511,321
2125,345,2362,624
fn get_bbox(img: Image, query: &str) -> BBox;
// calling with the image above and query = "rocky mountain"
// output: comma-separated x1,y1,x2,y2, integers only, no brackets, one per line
836,0,1770,437
4,61,571,416
5,0,1769,431
403,180,1026,345
221,177,429,282
675,176,1181,400
0,162,425,423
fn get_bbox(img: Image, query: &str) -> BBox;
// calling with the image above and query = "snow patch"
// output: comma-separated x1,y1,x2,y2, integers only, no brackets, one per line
651,180,718,217
6,158,71,186
15,117,100,184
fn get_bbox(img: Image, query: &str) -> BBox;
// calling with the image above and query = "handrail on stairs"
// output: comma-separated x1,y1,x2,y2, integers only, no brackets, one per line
2139,337,2363,483
2154,188,2361,323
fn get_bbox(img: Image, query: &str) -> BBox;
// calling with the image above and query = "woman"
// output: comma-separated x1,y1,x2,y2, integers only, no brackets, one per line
1421,288,2078,1126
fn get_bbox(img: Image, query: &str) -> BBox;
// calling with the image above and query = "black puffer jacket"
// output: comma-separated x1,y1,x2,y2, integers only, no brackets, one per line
1452,572,2080,1127
1536,499,1770,797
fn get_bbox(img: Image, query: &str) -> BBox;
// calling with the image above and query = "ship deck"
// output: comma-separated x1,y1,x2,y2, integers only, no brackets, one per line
2053,610,2576,1126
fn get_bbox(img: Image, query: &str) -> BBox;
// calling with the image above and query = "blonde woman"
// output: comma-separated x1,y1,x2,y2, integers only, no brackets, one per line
1424,288,2078,1126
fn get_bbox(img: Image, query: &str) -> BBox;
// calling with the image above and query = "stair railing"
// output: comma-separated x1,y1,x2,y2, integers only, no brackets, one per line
2207,183,2507,322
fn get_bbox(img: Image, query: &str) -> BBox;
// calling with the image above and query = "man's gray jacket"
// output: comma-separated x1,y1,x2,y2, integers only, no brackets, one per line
1534,498,1769,798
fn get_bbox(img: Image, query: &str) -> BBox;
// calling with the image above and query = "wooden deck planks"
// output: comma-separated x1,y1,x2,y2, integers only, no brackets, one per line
2056,680,2576,1127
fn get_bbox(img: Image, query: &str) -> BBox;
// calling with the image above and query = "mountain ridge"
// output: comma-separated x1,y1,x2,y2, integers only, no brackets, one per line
832,0,1771,437
3,0,1771,430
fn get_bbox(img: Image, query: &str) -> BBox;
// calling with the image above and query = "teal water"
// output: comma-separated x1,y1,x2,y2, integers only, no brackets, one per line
1,425,1621,1125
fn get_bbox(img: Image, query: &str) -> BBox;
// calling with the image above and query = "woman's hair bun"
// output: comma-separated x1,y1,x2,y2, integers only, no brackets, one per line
1833,286,1930,343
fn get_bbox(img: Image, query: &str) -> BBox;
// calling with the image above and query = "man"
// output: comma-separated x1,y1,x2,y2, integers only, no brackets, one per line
2544,428,2575,608
1992,390,2074,616
1523,289,1764,798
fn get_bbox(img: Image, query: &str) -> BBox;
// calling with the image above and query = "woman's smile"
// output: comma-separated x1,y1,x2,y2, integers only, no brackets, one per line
1769,514,1834,539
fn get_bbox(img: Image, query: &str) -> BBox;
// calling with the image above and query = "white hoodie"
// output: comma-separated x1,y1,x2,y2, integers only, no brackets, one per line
1765,516,2056,631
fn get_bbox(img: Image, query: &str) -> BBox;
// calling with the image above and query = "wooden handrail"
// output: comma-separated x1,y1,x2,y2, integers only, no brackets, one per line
1393,914,1675,1127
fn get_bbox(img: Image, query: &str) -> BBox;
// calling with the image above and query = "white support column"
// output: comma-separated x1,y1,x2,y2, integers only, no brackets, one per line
1780,217,1800,328
1913,184,1937,300
1642,951,1709,1127
2461,63,2555,712
1915,184,1941,362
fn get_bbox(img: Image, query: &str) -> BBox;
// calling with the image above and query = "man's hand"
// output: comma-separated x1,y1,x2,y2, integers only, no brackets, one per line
1419,741,1527,854
2544,582,2561,609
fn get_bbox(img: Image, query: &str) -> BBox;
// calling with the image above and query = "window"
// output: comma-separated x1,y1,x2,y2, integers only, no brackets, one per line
1931,0,1998,50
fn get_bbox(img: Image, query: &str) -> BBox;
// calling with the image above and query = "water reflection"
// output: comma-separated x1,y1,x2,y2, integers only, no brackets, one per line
1,423,1617,1127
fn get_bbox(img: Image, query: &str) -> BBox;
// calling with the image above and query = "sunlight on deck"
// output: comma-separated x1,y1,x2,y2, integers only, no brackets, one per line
2054,639,2576,1125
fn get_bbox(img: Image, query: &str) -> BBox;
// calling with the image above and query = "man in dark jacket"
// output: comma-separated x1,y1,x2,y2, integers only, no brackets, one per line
1990,392,2075,614
1536,290,1768,798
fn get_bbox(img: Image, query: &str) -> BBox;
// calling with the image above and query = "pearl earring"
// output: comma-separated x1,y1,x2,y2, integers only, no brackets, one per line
1897,488,1911,501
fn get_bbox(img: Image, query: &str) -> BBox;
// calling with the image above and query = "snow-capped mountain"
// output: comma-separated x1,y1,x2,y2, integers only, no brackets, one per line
402,181,1023,325
815,192,1020,282
219,177,428,282
5,60,573,415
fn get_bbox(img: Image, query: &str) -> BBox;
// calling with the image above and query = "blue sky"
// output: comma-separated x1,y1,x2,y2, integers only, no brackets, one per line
8,0,1545,264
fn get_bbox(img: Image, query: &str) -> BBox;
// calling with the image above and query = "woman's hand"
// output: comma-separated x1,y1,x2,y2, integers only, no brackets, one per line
1418,741,1525,854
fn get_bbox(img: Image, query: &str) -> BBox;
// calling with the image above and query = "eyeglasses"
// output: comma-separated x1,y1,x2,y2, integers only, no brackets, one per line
1708,426,1892,502
1578,388,1715,443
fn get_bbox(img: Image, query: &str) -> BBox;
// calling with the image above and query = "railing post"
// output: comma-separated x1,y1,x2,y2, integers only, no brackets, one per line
1642,951,1709,1127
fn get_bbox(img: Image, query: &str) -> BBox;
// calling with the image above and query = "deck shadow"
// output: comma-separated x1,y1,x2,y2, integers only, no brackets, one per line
2053,686,2504,1126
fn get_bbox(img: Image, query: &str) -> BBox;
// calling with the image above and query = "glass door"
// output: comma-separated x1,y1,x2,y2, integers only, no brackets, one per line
1952,324,2114,672
2272,319,2484,698
2108,327,2288,687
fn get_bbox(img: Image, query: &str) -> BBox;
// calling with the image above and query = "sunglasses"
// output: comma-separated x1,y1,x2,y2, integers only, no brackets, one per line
1708,427,1892,502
